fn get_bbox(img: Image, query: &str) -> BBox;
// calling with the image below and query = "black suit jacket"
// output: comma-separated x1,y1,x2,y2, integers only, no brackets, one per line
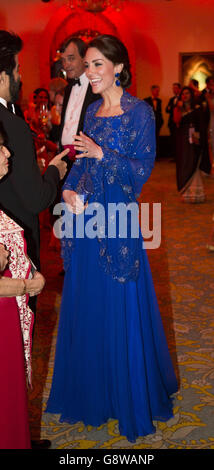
165,95,179,130
198,88,211,174
0,104,60,268
200,88,210,126
144,96,163,132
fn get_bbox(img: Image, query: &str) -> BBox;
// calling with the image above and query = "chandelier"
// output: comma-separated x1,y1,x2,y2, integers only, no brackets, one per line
67,0,123,12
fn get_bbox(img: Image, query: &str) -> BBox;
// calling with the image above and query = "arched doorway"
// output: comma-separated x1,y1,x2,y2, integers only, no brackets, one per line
40,5,136,94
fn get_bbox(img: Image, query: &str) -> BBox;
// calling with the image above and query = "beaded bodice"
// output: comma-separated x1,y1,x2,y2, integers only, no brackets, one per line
62,91,156,282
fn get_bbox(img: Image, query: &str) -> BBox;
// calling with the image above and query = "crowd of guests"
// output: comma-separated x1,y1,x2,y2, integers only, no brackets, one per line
166,78,214,250
23,79,67,171
146,77,214,249
145,78,214,201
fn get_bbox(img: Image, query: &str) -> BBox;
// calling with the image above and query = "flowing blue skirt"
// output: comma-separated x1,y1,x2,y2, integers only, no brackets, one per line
46,226,178,442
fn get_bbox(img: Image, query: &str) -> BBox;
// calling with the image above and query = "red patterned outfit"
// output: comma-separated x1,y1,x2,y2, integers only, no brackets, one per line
0,211,33,449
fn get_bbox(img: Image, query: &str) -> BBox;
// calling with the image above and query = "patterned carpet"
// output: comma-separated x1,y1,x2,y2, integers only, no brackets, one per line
28,158,214,450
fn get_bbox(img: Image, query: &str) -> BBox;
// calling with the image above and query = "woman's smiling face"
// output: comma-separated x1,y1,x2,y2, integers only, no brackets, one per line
84,47,122,95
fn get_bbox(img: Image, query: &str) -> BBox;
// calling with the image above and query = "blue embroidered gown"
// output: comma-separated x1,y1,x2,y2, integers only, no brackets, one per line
46,91,178,442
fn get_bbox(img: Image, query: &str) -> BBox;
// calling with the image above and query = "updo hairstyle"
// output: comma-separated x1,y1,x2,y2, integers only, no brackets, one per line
87,34,132,89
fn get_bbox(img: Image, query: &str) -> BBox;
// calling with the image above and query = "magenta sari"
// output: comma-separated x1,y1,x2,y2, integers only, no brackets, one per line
0,211,33,449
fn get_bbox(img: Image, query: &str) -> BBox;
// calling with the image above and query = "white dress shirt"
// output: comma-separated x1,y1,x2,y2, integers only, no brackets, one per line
61,72,89,145
0,97,15,113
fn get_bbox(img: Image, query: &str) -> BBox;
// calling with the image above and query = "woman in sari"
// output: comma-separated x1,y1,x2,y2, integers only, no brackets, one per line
0,125,45,449
173,86,205,203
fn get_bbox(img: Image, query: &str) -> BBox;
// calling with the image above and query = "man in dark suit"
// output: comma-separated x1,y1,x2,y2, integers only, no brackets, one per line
0,30,68,271
165,82,181,158
200,76,214,125
144,85,163,158
201,76,214,98
59,36,100,163
199,76,214,174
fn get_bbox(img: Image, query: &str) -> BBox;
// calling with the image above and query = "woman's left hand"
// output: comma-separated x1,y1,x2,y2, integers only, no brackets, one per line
73,132,103,160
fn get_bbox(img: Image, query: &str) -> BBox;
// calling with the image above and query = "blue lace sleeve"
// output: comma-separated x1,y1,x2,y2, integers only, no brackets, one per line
101,103,156,199
62,157,86,192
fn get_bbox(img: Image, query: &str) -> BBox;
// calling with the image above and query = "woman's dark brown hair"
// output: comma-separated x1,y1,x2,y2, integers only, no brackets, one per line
87,34,132,88
179,86,195,109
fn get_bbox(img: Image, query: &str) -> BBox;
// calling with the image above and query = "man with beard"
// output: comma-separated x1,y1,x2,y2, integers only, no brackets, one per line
0,30,68,271
0,28,69,449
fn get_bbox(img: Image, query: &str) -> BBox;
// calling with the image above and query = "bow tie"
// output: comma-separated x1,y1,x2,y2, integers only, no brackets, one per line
72,78,81,87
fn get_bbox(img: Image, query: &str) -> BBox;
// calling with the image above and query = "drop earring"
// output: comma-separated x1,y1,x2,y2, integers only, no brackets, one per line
115,72,121,87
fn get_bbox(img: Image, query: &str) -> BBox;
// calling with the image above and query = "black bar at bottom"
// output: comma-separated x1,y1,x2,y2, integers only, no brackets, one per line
0,449,213,467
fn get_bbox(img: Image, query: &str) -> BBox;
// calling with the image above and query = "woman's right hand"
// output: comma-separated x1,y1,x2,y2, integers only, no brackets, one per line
63,190,86,215
0,244,9,272
25,271,45,297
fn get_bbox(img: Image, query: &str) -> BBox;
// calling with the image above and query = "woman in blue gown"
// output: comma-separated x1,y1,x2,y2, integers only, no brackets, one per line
46,35,178,443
